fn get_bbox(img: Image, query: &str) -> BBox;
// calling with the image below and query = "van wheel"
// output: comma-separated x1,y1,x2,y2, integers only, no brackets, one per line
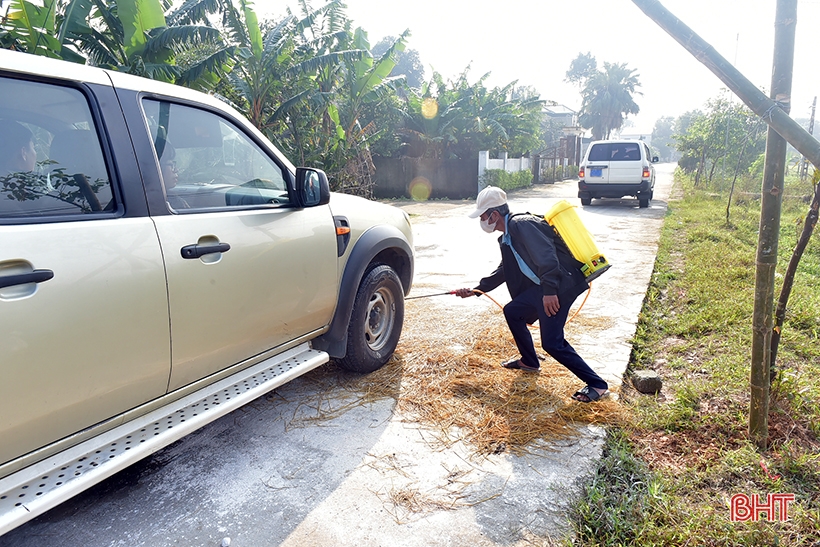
338,265,404,373
639,196,650,208
580,197,592,206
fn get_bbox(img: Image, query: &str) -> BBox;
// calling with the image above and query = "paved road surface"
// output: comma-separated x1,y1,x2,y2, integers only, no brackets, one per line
0,164,674,547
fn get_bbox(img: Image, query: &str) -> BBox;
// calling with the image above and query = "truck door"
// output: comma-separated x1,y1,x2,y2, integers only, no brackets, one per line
0,75,170,465
136,99,337,391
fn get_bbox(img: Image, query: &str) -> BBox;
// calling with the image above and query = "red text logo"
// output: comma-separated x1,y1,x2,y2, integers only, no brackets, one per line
730,493,795,522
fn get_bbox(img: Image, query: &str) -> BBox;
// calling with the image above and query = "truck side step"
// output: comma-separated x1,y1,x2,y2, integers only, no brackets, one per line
0,344,328,535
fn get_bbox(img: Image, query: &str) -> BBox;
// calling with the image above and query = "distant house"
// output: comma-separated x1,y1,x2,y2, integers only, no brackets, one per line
616,132,652,144
542,104,588,170
544,104,578,127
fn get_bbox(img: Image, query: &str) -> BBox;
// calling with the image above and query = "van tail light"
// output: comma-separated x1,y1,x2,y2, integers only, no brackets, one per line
642,167,651,178
579,167,585,178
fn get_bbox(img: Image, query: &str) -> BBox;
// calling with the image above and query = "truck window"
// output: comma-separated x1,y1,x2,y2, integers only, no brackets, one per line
141,99,289,212
0,77,113,220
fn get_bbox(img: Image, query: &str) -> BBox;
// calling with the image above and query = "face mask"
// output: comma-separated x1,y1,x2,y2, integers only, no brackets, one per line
480,214,495,233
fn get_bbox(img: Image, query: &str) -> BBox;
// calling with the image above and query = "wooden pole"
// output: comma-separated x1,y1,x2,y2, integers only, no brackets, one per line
748,0,797,451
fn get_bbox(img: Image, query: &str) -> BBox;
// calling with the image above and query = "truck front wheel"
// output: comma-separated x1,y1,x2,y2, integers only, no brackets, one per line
338,265,404,373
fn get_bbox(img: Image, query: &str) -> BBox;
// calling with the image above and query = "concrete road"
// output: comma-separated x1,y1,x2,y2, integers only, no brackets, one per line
0,165,674,547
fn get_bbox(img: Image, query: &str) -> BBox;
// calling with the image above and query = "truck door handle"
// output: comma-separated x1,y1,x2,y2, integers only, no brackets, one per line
181,242,231,259
0,269,55,289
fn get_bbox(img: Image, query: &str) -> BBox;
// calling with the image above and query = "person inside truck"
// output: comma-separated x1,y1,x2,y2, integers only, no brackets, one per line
156,140,190,210
0,120,37,175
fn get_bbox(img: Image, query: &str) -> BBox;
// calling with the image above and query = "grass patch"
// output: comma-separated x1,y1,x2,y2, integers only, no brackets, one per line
566,171,820,545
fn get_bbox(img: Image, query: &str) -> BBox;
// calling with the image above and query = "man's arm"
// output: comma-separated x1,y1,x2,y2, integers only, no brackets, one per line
455,262,505,298
510,218,562,295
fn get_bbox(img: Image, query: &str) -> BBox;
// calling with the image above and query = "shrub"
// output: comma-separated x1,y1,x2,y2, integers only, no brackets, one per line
480,168,532,191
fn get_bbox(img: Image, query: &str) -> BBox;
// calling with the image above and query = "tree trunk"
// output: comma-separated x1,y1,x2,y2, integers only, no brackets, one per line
726,135,753,224
631,0,798,451
754,0,797,452
708,156,719,184
770,179,820,380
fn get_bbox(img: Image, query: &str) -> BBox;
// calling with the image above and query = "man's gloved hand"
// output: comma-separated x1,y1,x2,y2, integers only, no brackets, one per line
454,288,477,298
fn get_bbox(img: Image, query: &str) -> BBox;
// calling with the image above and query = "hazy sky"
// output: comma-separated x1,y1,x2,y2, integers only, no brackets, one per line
265,0,820,134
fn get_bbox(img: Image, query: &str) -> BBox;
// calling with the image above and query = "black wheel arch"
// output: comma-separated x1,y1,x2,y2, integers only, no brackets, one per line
312,224,413,359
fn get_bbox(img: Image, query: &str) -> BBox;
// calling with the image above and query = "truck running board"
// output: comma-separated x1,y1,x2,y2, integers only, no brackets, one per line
0,344,329,536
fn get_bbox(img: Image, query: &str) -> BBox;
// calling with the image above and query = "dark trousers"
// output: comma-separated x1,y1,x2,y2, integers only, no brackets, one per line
503,285,608,390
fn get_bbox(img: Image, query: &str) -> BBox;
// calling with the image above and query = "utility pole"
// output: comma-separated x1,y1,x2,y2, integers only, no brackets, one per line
800,97,816,180
749,0,797,451
722,34,740,181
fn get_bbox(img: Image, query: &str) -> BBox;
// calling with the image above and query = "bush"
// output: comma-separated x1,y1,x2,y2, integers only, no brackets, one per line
480,168,532,191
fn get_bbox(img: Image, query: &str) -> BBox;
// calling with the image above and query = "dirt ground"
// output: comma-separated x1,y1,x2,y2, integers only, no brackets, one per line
0,167,674,547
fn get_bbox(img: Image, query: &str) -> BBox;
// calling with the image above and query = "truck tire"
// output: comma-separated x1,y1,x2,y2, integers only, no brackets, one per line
338,265,404,373
639,196,650,208
580,197,592,206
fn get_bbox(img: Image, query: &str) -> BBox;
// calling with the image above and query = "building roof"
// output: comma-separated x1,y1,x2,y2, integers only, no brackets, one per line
544,104,577,116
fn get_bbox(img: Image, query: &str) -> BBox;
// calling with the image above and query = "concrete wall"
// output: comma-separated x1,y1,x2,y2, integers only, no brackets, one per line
483,152,532,173
372,157,479,199
478,151,532,183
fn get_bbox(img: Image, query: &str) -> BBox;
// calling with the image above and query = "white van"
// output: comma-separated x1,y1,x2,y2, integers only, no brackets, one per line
578,140,659,208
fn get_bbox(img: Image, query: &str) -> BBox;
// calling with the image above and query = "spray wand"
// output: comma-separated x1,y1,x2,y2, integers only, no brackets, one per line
404,286,592,325
405,290,460,300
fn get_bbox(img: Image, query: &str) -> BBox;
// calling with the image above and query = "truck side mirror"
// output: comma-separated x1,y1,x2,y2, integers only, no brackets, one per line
296,167,330,207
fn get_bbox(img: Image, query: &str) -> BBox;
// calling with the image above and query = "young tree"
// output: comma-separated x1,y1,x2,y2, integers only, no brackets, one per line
565,52,597,88
673,98,764,188
651,116,675,161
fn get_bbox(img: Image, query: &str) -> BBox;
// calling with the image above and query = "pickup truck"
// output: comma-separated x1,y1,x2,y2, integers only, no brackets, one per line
0,48,413,535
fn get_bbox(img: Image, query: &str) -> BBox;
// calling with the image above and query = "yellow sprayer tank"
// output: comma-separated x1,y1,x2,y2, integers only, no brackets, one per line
545,200,611,282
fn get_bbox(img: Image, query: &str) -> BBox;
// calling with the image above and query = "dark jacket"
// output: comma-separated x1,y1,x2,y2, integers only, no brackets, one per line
474,213,588,301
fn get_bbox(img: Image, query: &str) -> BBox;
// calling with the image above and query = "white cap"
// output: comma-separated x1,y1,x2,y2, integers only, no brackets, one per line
468,186,507,218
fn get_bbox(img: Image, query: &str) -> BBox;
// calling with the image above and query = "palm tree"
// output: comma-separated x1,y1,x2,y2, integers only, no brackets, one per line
579,62,641,140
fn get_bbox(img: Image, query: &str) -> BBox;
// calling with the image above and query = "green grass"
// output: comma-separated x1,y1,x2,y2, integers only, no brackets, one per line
565,171,820,546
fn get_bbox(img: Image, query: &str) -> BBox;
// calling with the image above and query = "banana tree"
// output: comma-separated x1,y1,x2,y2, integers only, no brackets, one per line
222,1,361,138
339,27,409,139
62,0,233,89
1,0,82,61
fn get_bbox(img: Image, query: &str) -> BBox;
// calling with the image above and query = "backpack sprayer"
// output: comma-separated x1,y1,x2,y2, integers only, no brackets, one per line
544,200,611,282
408,199,610,301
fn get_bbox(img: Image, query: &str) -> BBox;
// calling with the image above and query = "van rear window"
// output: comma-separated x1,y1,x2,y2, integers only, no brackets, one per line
588,143,641,162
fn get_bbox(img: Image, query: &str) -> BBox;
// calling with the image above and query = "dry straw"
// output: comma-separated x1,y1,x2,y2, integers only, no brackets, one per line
285,290,628,455
357,296,630,455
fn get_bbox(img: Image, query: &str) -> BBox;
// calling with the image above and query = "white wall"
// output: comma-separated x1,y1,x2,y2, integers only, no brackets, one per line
478,151,531,189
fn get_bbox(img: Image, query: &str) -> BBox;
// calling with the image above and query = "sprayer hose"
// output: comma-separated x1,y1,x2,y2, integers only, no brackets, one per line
471,283,592,328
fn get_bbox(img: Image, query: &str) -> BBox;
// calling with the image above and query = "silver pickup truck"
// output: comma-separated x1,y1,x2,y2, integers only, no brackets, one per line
0,48,413,535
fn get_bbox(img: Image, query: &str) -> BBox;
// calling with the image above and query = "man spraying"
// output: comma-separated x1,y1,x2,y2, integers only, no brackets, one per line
454,186,608,403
